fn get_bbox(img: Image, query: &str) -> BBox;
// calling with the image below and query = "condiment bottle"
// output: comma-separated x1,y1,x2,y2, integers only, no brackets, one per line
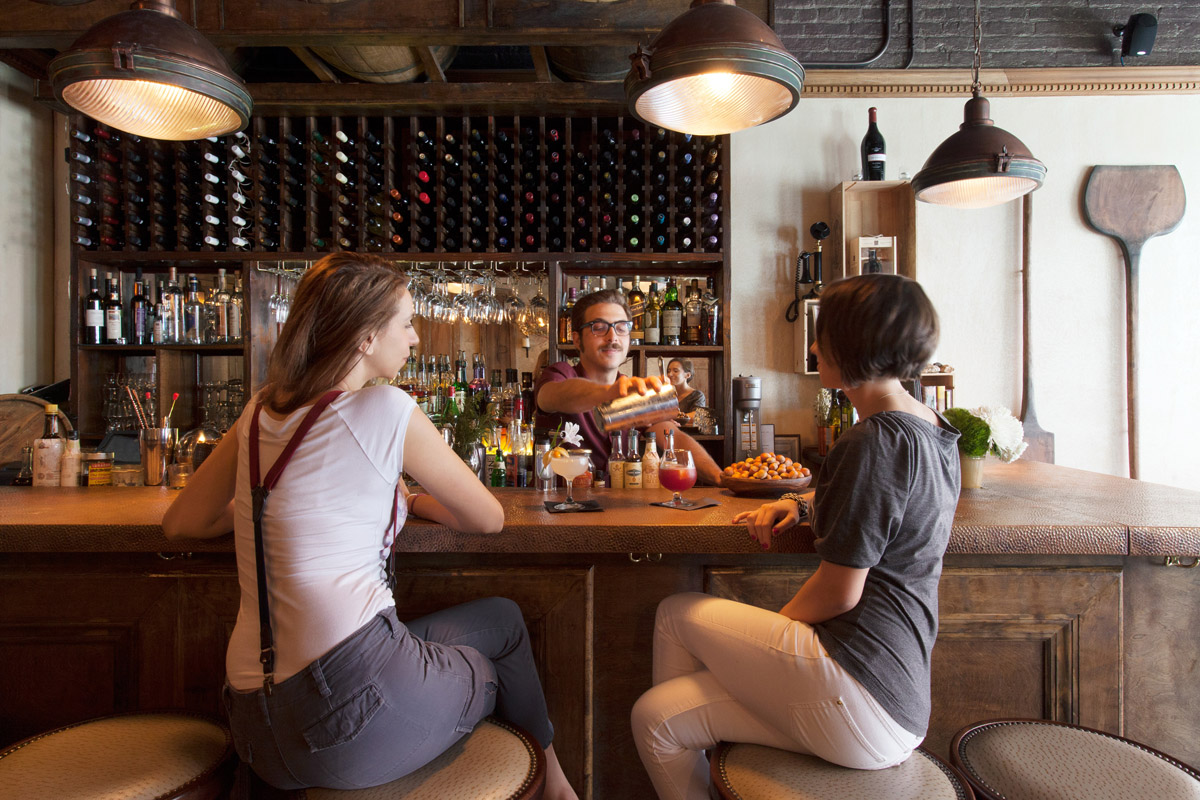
608,433,625,489
641,431,660,489
624,430,643,489
59,431,81,487
33,405,64,486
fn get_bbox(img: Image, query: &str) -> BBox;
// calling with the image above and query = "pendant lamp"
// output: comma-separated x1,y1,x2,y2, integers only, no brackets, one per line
911,0,1044,208
625,0,804,136
48,1,252,141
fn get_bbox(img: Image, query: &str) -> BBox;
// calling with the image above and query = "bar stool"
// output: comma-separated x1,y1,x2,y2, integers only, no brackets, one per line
294,718,545,800
0,711,234,800
709,742,974,799
951,718,1200,799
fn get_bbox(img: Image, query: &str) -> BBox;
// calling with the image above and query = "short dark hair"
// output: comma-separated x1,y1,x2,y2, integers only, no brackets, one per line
814,274,938,387
571,288,631,335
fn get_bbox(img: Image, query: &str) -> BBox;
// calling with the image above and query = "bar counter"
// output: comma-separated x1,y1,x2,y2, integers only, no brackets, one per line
3,460,1198,556
2,459,1198,798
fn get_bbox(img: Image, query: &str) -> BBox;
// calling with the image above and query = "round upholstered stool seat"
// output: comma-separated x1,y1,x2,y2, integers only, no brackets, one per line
0,711,234,800
951,718,1200,800
709,742,974,800
298,718,545,800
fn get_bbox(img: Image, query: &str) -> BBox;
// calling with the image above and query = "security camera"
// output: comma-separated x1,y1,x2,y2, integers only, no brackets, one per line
1113,13,1157,58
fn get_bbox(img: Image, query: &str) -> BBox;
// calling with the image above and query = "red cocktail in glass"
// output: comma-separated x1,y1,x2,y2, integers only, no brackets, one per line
659,449,698,508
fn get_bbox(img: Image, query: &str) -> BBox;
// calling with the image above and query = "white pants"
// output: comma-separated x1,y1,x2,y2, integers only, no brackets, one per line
631,592,923,800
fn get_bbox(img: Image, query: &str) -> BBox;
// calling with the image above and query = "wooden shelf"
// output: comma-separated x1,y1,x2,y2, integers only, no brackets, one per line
555,344,722,353
79,344,244,354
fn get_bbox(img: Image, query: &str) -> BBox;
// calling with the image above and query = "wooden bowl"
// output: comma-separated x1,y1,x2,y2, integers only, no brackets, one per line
722,474,813,497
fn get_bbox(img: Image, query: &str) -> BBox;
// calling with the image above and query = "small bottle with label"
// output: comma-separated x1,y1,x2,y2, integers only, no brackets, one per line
641,431,660,489
33,405,64,486
12,446,34,486
59,431,82,487
608,433,625,490
624,430,643,489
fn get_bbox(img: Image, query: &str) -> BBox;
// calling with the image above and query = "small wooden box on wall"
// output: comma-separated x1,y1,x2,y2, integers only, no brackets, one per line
828,180,917,281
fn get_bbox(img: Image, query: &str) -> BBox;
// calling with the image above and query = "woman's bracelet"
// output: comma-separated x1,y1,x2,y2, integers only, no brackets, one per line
780,492,810,519
405,492,425,517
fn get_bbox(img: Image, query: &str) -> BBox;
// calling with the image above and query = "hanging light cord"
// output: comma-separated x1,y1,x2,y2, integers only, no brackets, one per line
971,0,983,95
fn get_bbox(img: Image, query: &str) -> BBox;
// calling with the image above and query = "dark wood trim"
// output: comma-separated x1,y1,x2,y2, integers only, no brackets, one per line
288,47,341,84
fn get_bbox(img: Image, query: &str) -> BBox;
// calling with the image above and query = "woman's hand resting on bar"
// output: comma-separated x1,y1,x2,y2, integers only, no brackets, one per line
732,490,814,548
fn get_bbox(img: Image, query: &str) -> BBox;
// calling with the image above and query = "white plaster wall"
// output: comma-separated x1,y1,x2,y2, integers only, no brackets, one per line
732,93,1200,491
0,62,55,392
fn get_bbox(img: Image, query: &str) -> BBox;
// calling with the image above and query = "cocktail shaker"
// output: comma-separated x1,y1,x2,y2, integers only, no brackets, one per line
593,384,679,432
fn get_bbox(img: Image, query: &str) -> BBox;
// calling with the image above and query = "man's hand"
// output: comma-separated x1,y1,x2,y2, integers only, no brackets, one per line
610,374,665,402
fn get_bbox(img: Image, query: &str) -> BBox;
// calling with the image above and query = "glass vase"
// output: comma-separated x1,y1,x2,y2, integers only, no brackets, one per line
960,453,985,489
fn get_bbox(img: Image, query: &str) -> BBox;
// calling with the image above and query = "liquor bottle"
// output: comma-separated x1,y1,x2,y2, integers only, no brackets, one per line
227,276,244,342
32,405,64,487
641,431,660,489
468,353,491,400
608,433,625,489
701,276,720,345
860,107,886,180
212,268,232,342
627,276,646,345
643,282,662,345
684,279,703,345
183,273,205,344
490,448,507,487
454,350,470,396
130,278,149,345
624,430,642,489
103,272,124,344
83,268,105,344
662,278,683,346
865,248,884,274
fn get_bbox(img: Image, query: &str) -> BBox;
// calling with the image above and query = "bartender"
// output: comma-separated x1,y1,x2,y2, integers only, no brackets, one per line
534,289,723,484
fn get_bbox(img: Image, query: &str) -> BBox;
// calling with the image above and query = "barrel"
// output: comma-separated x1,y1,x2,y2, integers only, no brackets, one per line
311,45,458,84
546,46,633,83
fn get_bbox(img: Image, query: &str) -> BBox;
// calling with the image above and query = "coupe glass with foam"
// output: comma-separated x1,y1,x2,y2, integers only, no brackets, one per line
658,449,698,508
549,450,591,511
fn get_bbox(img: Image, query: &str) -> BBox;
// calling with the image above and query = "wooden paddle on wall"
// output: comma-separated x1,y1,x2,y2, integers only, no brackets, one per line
1019,193,1055,463
1083,165,1186,480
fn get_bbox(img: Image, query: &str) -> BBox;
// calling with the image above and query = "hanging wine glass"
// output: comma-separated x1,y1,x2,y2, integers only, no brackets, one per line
524,274,551,337
503,266,527,324
408,270,429,319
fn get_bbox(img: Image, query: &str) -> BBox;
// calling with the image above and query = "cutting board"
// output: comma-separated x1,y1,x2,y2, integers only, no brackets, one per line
1083,165,1186,479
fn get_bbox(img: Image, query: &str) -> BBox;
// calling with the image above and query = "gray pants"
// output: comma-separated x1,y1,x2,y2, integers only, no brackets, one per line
223,597,554,790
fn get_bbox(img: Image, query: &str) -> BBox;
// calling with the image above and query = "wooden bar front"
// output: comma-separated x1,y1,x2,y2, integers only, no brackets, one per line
2,459,1199,798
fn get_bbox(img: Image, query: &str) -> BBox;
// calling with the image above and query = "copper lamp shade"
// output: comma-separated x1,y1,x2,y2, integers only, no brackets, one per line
48,1,251,141
911,94,1046,209
625,0,804,136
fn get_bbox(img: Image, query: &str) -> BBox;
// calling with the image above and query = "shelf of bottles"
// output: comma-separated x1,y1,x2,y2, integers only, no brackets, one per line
67,114,726,257
554,273,723,351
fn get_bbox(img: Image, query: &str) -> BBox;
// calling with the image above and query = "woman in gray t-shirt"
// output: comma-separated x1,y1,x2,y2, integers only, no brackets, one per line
632,275,960,800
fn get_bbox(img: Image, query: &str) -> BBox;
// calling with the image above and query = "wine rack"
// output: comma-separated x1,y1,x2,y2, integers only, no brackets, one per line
67,115,726,257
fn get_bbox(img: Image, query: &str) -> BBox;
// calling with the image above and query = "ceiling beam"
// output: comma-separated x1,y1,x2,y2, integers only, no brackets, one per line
289,47,341,83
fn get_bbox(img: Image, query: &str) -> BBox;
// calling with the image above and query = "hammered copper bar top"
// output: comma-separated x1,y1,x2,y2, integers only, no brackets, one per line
1,460,1197,556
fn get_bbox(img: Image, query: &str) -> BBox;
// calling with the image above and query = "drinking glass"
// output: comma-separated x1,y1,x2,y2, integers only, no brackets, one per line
549,452,590,511
658,449,698,508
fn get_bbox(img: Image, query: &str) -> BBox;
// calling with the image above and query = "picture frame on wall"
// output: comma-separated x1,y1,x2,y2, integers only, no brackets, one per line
775,434,800,462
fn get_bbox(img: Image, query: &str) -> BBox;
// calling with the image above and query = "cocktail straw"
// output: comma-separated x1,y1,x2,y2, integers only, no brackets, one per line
125,385,148,430
166,392,180,425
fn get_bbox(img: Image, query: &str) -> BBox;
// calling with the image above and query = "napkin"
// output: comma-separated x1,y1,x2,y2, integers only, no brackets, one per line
543,499,604,513
649,497,721,510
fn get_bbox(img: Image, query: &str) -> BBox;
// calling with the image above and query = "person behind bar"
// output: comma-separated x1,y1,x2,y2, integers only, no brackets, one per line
665,358,707,421
631,274,960,799
534,288,721,483
163,253,578,799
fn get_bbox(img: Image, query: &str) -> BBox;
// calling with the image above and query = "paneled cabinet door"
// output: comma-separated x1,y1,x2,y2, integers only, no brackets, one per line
704,564,1122,758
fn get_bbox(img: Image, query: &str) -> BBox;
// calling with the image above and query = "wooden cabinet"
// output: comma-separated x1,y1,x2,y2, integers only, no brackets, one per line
828,180,917,281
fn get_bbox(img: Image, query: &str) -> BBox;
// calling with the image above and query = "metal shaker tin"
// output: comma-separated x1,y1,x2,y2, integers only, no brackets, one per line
593,384,679,432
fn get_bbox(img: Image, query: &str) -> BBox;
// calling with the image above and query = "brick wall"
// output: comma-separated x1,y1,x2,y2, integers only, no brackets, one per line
773,1,1200,69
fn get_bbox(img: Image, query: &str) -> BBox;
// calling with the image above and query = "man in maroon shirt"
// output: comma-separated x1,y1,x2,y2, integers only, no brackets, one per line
534,288,722,484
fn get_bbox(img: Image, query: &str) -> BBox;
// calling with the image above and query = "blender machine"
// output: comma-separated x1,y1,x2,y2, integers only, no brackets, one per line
733,375,762,461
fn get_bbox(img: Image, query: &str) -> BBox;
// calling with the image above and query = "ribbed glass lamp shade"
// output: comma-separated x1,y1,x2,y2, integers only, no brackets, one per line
49,1,251,141
626,0,804,136
913,95,1045,209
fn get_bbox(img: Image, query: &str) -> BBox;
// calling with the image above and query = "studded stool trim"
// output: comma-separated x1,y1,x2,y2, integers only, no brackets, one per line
0,710,235,800
951,718,1200,800
298,717,546,800
709,742,974,800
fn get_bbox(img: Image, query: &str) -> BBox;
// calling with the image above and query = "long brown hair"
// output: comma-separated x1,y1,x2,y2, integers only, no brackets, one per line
261,253,409,413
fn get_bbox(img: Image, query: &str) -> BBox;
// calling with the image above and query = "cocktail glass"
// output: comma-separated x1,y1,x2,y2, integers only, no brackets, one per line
658,449,698,509
550,452,590,511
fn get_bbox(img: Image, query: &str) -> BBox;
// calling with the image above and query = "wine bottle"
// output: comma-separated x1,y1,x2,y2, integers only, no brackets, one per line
83,268,104,344
662,278,683,345
860,106,886,181
103,272,124,344
627,276,646,345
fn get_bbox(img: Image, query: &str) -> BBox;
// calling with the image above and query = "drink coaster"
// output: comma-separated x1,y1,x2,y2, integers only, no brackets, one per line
543,499,603,513
649,497,721,510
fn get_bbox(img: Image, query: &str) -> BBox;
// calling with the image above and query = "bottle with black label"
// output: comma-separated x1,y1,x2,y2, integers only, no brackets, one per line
103,272,124,344
860,107,886,181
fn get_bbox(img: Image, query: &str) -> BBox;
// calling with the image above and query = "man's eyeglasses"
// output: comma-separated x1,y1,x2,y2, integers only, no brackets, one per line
581,319,634,336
